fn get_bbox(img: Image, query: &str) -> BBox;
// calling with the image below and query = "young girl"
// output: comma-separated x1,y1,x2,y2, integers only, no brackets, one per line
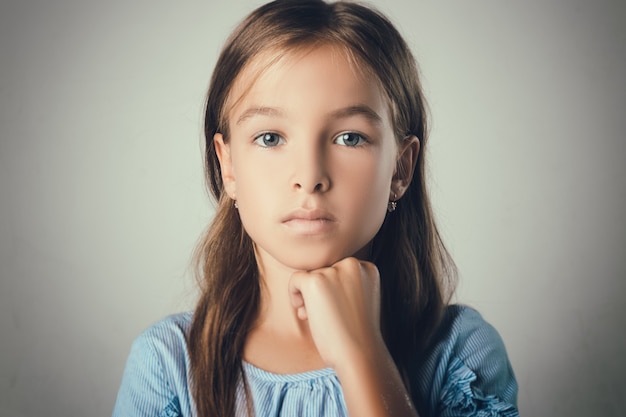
113,1,519,416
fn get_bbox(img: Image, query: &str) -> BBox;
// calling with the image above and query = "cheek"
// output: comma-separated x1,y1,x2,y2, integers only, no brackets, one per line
230,154,282,222
342,155,394,201
234,170,275,208
234,178,275,243
337,156,393,230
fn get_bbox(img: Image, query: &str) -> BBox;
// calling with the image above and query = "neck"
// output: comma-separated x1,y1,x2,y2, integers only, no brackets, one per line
242,241,375,373
253,245,306,336
251,241,373,333
242,244,326,373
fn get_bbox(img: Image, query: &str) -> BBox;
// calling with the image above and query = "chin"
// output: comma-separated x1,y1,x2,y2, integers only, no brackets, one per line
282,257,340,272
277,246,365,271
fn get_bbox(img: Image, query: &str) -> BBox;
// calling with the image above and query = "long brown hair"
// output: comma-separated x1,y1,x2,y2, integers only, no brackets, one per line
189,1,457,415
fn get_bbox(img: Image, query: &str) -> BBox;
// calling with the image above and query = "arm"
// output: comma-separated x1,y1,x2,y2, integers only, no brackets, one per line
289,257,419,417
112,329,181,417
436,306,519,416
335,337,419,417
407,305,519,416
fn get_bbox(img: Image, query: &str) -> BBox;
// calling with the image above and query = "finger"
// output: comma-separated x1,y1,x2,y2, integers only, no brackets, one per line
357,260,381,322
359,260,380,286
288,272,307,317
297,306,308,320
358,259,377,274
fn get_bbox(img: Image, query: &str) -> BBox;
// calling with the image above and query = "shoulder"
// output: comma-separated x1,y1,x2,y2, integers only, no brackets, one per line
412,304,519,416
113,312,195,417
129,311,194,393
134,311,193,357
440,304,509,365
126,311,193,376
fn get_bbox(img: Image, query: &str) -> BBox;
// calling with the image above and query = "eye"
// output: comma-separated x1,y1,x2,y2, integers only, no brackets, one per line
334,132,366,147
253,132,285,148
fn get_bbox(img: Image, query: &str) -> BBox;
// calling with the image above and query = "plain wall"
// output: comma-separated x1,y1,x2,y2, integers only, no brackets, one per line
1,0,624,416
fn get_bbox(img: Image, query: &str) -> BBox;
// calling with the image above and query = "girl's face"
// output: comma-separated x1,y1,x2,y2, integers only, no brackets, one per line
215,45,404,272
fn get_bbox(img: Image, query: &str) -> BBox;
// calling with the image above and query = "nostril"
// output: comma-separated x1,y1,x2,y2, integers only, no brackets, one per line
291,177,330,193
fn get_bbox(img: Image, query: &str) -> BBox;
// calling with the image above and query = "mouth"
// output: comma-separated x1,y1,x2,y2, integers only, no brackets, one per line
281,209,336,235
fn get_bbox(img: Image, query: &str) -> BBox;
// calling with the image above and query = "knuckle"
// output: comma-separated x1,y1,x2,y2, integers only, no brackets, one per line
340,256,361,272
364,261,379,277
307,273,327,292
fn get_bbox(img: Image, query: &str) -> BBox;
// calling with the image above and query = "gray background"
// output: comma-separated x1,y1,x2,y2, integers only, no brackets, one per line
1,0,625,416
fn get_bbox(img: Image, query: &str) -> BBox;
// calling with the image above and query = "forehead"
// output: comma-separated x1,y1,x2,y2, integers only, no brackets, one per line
224,44,389,123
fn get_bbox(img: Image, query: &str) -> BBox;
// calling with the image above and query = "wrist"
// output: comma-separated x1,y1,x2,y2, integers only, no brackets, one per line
331,328,387,373
332,338,419,417
332,334,389,384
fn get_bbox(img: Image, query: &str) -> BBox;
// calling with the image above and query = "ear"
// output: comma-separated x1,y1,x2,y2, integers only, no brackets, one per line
391,135,420,199
214,133,237,199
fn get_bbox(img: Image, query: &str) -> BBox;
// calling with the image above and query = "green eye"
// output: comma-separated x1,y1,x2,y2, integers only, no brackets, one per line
335,132,366,147
254,132,285,147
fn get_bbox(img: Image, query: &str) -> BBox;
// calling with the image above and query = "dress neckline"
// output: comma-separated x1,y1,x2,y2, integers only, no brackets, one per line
242,360,336,383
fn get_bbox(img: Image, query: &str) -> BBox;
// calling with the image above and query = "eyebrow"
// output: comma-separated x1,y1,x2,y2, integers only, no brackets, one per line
327,105,383,125
236,106,285,125
235,104,383,126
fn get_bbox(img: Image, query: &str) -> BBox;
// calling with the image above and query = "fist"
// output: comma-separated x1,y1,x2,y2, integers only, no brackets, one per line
288,257,382,367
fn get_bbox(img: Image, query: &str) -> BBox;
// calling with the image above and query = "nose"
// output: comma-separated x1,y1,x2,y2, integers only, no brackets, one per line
291,143,331,193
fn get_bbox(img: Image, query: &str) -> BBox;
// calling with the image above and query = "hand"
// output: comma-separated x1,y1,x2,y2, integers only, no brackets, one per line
289,257,420,417
288,257,382,368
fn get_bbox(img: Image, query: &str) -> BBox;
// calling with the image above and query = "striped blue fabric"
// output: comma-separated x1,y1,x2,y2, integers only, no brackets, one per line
112,305,519,416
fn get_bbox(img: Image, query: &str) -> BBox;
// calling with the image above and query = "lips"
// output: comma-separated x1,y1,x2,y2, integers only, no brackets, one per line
281,208,335,222
281,209,336,234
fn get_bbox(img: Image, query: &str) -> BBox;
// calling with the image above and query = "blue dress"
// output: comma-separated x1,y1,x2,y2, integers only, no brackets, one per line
112,305,519,416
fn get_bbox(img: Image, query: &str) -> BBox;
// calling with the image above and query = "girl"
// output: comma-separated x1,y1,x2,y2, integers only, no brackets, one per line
113,1,519,416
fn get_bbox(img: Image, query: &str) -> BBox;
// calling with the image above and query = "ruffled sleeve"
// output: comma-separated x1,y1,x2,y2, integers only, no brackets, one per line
440,357,518,417
411,305,519,417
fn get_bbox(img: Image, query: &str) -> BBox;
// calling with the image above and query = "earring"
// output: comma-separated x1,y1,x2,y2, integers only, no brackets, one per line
234,200,238,209
387,193,397,213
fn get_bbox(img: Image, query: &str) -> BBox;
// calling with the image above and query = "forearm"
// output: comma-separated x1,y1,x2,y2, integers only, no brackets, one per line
288,258,418,415
335,339,420,417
